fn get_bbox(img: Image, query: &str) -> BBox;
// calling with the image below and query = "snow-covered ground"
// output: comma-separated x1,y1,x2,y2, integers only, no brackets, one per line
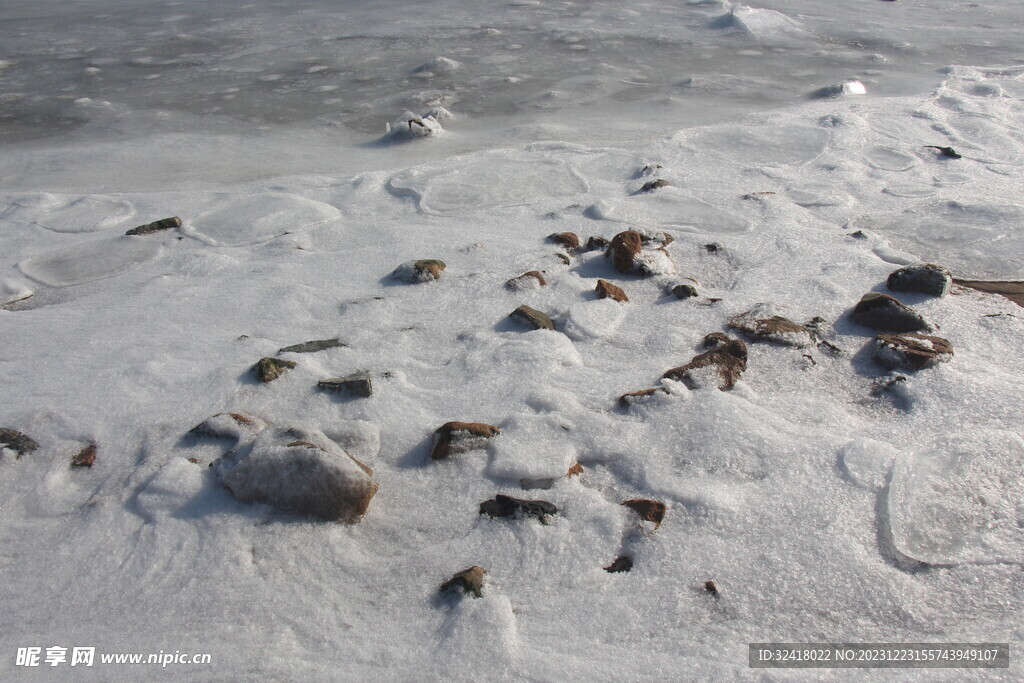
1,0,1022,679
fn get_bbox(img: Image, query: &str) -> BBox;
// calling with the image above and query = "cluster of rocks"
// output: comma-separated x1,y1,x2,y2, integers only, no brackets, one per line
1,426,97,468
251,338,374,398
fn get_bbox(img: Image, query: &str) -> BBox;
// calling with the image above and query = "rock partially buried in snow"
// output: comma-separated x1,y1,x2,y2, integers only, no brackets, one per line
384,111,445,140
505,271,546,290
813,80,867,99
124,216,181,236
439,566,485,598
618,387,667,407
0,428,39,457
639,179,671,193
886,264,952,298
548,232,580,251
873,333,953,371
850,293,933,333
278,338,347,354
672,283,698,300
393,259,446,283
585,236,610,251
606,230,643,274
622,499,666,528
510,304,555,330
216,427,377,522
190,412,268,443
412,56,462,76
952,279,1024,308
703,332,731,348
595,279,628,302
254,357,296,383
431,421,501,461
71,444,97,467
604,556,633,573
318,371,373,397
728,306,816,348
663,339,748,390
480,494,557,524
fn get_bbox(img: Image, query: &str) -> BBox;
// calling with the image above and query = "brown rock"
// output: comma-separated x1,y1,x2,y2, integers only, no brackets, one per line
71,444,97,468
663,339,748,390
873,333,953,371
728,309,815,348
702,332,731,349
606,230,643,274
567,463,584,477
506,270,547,290
254,357,297,383
596,279,629,302
585,236,610,251
439,566,486,598
622,499,666,528
0,428,39,457
704,580,719,596
431,421,501,460
618,387,667,407
510,304,555,330
548,232,580,251
953,279,1024,308
850,293,932,332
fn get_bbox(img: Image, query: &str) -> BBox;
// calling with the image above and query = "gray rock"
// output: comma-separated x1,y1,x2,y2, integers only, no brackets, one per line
254,357,296,383
318,371,373,397
672,284,698,300
125,216,181,236
850,293,933,332
0,428,39,457
480,494,557,524
886,264,952,298
639,179,671,193
510,304,555,330
278,338,347,354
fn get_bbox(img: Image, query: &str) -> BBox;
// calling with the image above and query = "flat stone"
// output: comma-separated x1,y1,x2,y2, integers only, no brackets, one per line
873,333,953,371
125,216,181,236
953,279,1024,308
850,293,933,332
189,412,268,442
596,279,628,302
318,371,373,397
622,499,666,528
639,179,671,192
510,304,555,330
663,339,748,390
505,271,547,290
480,494,557,524
606,230,643,274
254,357,297,383
0,428,39,457
604,556,633,573
71,444,97,467
278,338,347,354
548,232,580,250
728,308,816,348
439,566,486,598
702,332,731,349
887,264,952,297
431,421,501,460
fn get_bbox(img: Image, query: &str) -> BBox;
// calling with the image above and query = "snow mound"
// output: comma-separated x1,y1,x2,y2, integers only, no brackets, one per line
711,3,805,41
487,413,578,481
185,194,340,247
35,195,136,233
0,278,33,305
684,124,829,166
563,299,626,341
586,193,748,234
18,235,162,287
839,438,900,491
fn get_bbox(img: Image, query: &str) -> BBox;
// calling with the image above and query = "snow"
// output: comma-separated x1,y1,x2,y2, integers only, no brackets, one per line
1,0,1023,678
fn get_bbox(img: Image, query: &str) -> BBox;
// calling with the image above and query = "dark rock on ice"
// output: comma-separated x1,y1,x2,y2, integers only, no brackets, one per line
850,293,933,332
0,428,39,457
672,284,698,300
704,580,719,596
278,338,347,354
510,304,555,330
393,259,446,283
439,566,485,598
596,279,629,302
702,332,731,349
703,242,723,253
255,357,297,383
873,333,953,371
431,421,501,461
663,339,748,390
480,494,557,524
604,556,633,573
606,231,643,274
924,145,961,159
886,264,952,298
639,179,671,193
318,371,373,397
585,236,610,251
622,499,666,528
125,216,181,236
71,444,97,467
728,308,816,348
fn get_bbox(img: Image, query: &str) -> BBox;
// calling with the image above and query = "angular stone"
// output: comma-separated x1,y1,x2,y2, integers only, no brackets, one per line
728,308,816,348
505,271,547,290
672,284,698,300
318,371,373,397
873,333,953,371
510,304,555,330
618,387,666,407
0,428,39,457
850,293,932,332
663,339,748,390
702,332,731,349
704,580,719,596
567,462,584,477
71,444,97,467
548,232,580,251
953,279,1024,308
439,566,485,598
596,279,628,302
606,230,643,274
622,499,666,528
189,412,268,442
393,259,446,283
125,216,181,236
431,421,501,461
254,357,297,383
278,338,347,354
887,264,952,298
585,236,610,251
479,494,557,524
639,179,671,192
604,556,633,573
216,427,377,522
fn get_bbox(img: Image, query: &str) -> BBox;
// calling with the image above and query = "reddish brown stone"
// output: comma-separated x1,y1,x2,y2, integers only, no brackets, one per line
704,580,719,596
606,231,643,274
440,566,486,598
617,387,666,407
873,333,953,371
663,339,748,390
622,499,666,528
596,279,629,302
431,421,501,460
953,279,1024,307
728,311,815,348
506,270,547,289
567,463,584,477
548,232,580,251
71,444,96,468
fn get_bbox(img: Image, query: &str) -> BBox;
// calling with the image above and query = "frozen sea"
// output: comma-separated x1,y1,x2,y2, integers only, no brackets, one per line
1,0,1023,679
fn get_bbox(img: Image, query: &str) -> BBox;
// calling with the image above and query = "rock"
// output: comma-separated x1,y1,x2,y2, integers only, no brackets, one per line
554,253,572,266
618,387,666,407
886,264,952,297
392,259,446,283
439,566,485,598
924,145,961,159
873,333,953,371
318,371,373,397
278,338,347,354
606,230,643,274
254,357,297,383
479,494,557,524
639,179,671,193
703,243,723,253
71,444,97,467
189,412,268,442
510,304,555,330
663,339,748,390
0,428,39,457
585,236,610,251
595,279,628,302
431,421,501,461
672,284,698,300
728,307,816,348
385,111,445,139
567,463,584,477
125,216,181,236
548,232,580,251
604,556,633,573
505,271,547,290
850,293,933,332
622,499,666,528
639,164,662,176
953,279,1024,308
704,580,719,596
702,332,731,349
216,427,377,522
